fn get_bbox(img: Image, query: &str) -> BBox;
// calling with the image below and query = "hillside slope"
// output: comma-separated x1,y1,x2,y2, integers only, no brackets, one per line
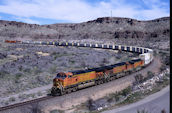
0,17,170,49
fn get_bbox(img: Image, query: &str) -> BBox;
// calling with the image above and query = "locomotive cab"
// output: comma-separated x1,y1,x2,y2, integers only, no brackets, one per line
51,72,67,95
51,72,72,96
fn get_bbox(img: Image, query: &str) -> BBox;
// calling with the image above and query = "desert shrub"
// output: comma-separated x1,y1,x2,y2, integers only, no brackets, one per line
34,68,42,75
23,68,31,73
102,58,109,64
15,73,23,79
4,101,9,105
122,92,142,104
9,97,15,102
114,93,120,102
30,93,35,98
108,92,120,102
51,52,58,56
50,109,60,113
18,66,23,71
18,94,27,100
121,86,132,96
147,71,155,79
107,97,114,103
69,60,75,64
81,61,86,67
15,73,23,83
134,74,144,84
37,91,42,96
87,98,96,111
160,65,166,72
36,76,46,85
0,69,9,78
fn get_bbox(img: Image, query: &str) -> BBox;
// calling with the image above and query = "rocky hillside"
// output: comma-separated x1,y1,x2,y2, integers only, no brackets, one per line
0,17,170,49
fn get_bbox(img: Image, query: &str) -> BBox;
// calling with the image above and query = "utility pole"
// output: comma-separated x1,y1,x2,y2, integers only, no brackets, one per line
111,10,112,23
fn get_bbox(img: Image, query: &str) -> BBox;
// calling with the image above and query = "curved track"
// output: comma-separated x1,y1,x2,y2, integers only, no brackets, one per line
0,40,154,111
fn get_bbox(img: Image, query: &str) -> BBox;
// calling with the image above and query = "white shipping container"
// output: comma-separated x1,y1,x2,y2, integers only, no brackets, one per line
139,53,151,65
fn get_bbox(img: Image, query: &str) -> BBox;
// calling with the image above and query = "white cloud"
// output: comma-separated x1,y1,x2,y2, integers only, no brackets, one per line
0,0,169,24
15,17,40,24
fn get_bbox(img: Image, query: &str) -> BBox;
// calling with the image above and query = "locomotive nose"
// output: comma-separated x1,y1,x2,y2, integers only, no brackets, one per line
53,78,60,86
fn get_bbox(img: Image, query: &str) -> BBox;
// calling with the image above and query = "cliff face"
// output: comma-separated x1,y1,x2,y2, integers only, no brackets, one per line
0,17,170,48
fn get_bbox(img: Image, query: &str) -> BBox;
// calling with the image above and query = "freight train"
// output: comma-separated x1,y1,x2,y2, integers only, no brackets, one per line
4,40,154,96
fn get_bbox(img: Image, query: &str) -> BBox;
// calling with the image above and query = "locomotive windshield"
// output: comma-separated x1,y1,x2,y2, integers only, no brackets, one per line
56,73,67,79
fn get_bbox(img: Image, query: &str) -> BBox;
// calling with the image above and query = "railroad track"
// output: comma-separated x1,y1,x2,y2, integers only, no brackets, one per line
0,95,53,111
0,40,154,111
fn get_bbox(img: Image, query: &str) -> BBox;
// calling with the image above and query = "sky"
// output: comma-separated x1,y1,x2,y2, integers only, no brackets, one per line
0,0,170,25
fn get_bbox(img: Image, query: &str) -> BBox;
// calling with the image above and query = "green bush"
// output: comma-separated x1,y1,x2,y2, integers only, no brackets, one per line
9,97,16,102
0,70,9,78
147,71,155,79
18,94,27,100
50,109,64,113
37,91,42,96
15,73,23,83
114,93,120,102
34,68,42,75
108,92,120,102
50,109,59,113
134,74,144,83
30,93,35,98
23,68,31,73
69,60,75,64
121,86,132,96
4,101,9,105
122,92,142,104
15,73,23,79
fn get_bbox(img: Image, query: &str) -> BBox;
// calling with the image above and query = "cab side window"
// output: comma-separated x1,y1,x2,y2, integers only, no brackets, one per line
68,75,72,78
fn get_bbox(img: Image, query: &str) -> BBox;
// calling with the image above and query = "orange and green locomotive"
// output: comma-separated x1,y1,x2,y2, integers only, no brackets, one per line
51,59,144,96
